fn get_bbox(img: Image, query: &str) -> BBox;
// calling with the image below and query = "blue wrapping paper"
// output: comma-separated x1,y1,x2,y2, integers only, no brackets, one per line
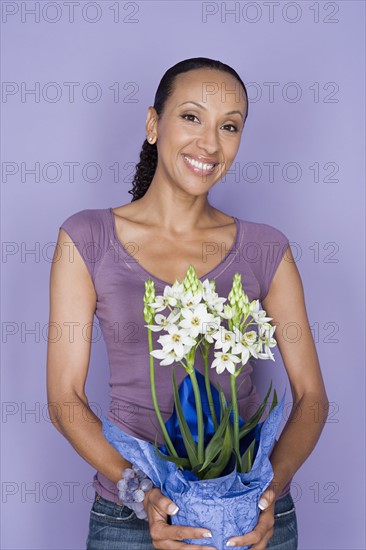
102,372,286,550
158,370,264,475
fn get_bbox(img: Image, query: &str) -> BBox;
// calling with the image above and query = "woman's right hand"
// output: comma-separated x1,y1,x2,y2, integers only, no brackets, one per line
143,487,216,549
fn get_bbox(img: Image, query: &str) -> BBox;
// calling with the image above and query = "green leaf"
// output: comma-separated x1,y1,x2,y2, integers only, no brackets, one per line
215,381,228,422
236,373,248,394
202,421,233,479
241,437,256,473
233,445,241,469
199,403,232,471
191,462,205,476
269,388,278,413
153,435,190,468
238,381,274,439
172,367,200,469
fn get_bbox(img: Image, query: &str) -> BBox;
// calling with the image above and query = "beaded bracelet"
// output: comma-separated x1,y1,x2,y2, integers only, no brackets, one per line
116,465,154,520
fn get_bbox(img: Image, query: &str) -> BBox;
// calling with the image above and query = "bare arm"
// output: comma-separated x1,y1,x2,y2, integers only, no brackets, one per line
262,244,330,498
46,228,131,484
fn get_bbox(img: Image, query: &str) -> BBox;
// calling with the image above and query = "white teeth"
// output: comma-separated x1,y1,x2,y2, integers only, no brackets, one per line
184,155,215,170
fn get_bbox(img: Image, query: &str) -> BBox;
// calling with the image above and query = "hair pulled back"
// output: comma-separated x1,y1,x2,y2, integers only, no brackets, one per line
128,57,249,202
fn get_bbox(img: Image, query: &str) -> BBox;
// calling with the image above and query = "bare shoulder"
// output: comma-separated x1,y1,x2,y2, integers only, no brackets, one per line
111,202,137,221
208,206,237,228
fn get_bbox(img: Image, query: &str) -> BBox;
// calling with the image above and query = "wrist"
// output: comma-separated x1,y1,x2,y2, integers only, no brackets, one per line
110,458,133,484
116,464,153,520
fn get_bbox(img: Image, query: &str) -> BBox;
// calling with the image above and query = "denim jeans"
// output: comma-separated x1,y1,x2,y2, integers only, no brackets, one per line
86,491,298,549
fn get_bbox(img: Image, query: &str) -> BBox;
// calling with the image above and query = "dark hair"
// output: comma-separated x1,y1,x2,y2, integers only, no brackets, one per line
128,57,249,202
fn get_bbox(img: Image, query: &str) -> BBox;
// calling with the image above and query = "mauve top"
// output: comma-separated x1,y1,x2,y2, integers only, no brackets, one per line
59,207,293,501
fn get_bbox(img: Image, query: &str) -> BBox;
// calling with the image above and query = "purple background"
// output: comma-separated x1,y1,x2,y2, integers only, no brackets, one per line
1,1,365,548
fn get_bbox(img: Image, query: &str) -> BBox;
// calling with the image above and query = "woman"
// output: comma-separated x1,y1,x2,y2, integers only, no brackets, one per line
47,57,329,550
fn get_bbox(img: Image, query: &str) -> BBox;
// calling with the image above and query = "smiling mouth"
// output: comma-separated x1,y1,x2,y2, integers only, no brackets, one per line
182,155,218,174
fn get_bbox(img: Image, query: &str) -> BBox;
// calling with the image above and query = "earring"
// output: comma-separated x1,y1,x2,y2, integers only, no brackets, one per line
148,136,154,143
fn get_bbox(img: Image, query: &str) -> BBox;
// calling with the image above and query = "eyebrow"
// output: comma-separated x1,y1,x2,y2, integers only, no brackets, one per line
177,101,244,120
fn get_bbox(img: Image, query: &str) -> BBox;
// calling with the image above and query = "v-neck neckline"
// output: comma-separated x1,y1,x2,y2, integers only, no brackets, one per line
108,207,241,287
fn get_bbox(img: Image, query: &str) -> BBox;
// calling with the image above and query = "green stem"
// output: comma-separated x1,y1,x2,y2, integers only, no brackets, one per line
230,373,240,467
148,328,178,458
201,344,218,431
187,366,205,464
239,319,258,332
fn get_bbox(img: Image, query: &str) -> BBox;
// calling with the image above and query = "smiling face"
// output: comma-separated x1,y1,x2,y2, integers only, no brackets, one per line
146,68,248,197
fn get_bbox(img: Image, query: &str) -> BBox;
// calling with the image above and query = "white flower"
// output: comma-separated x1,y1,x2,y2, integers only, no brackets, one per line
243,330,258,346
170,279,185,297
201,317,222,344
211,351,241,375
256,324,277,360
180,289,203,309
144,310,180,332
220,304,234,320
258,322,276,338
250,301,273,324
248,299,259,313
257,347,275,361
149,284,180,312
155,325,196,359
201,279,216,300
208,298,227,317
200,279,227,314
179,303,215,339
231,327,259,364
150,348,182,366
212,327,237,353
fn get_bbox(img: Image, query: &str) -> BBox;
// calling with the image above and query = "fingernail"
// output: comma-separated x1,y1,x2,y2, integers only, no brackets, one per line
202,531,212,538
258,498,268,510
168,504,179,515
226,541,236,547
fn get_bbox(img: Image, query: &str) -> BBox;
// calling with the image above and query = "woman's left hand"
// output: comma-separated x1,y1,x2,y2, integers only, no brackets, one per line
226,486,276,549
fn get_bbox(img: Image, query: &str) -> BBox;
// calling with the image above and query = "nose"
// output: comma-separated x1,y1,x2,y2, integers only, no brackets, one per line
196,124,220,155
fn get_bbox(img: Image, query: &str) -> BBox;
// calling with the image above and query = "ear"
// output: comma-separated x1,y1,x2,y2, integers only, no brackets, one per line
145,106,158,138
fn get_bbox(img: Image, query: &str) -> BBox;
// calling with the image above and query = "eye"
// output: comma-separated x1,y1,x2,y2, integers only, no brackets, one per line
223,124,238,133
180,114,238,133
181,113,199,123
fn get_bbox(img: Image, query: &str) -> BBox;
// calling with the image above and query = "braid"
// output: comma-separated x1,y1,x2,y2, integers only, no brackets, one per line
128,139,158,202
128,57,249,202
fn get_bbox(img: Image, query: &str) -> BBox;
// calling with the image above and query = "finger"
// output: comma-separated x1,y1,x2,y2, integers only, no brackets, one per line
250,532,274,550
226,519,270,547
155,541,216,550
161,541,217,550
148,487,180,517
258,483,279,510
150,519,212,550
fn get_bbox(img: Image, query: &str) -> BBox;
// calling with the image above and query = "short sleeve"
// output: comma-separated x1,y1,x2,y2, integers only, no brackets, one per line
59,209,101,284
259,224,290,303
